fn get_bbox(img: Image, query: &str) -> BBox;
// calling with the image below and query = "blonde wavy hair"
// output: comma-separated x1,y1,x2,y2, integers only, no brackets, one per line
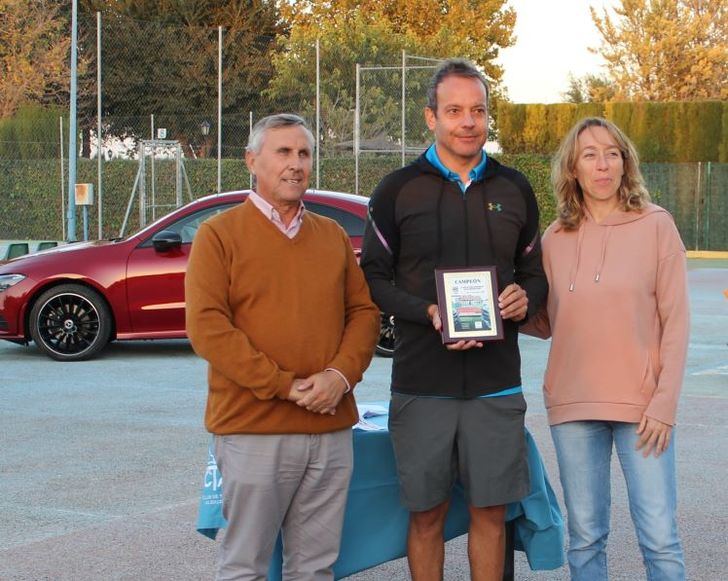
551,117,650,230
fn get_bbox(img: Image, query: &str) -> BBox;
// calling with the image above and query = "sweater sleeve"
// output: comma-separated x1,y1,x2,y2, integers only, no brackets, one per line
325,228,381,388
185,222,295,400
644,216,689,425
513,176,549,320
360,176,432,324
518,305,552,339
519,224,555,339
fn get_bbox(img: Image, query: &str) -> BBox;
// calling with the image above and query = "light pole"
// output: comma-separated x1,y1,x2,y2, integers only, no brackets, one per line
67,0,79,241
200,120,211,158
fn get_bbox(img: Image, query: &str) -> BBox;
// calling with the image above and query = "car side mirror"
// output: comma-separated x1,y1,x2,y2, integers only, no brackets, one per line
152,230,182,252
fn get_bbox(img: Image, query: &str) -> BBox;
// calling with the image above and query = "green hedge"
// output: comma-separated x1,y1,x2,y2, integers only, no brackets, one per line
498,154,556,228
497,103,604,157
0,106,65,159
0,155,555,239
2,156,725,250
498,101,727,162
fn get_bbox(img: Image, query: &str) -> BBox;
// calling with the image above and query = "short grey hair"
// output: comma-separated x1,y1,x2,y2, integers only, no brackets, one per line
426,58,490,112
246,113,315,154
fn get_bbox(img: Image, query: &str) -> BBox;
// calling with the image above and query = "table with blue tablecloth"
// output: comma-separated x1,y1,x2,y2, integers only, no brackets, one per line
196,405,564,579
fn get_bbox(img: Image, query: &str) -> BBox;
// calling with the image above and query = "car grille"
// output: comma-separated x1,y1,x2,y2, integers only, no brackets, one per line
0,315,7,331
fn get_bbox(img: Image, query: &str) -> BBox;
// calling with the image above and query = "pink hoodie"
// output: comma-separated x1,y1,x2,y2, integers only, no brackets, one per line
526,203,689,426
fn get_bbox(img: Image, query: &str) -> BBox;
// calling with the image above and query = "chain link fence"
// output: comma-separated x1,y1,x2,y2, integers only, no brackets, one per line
352,56,440,195
0,14,726,250
642,162,728,251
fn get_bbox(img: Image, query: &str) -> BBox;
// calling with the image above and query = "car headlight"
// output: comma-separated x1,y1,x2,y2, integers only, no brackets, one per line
0,274,26,292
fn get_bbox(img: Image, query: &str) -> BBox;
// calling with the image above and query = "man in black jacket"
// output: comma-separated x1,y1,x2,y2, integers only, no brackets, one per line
361,59,547,581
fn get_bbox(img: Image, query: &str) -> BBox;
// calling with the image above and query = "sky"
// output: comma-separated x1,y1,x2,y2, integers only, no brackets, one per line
496,0,618,103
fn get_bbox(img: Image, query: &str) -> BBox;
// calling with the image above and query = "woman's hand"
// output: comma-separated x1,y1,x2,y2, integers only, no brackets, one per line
635,415,673,458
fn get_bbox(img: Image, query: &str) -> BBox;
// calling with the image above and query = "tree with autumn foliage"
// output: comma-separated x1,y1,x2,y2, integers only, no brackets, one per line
280,1,516,85
0,0,70,118
591,0,727,101
268,0,516,150
562,73,616,103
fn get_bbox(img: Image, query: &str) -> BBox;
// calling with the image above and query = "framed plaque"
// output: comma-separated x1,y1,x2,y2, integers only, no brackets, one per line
434,267,503,343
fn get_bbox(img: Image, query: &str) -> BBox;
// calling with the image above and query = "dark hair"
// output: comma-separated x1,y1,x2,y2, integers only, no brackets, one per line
426,58,490,112
246,113,314,153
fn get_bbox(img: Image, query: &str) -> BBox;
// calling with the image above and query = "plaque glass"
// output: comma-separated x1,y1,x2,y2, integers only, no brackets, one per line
435,267,503,343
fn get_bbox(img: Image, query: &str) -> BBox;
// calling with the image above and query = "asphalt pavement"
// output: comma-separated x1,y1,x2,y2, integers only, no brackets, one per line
0,259,726,580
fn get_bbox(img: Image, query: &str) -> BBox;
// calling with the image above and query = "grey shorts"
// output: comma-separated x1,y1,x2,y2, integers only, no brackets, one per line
388,393,529,512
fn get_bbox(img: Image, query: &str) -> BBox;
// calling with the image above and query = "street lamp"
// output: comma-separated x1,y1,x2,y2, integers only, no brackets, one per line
200,120,211,158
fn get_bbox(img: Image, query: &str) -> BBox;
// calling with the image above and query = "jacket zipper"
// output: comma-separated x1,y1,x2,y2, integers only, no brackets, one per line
462,186,469,397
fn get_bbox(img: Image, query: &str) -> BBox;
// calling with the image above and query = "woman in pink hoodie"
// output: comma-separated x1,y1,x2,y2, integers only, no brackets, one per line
527,117,689,580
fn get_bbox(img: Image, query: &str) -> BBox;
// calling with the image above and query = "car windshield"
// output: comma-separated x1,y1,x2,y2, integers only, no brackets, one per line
124,191,364,244
138,203,239,247
120,200,228,242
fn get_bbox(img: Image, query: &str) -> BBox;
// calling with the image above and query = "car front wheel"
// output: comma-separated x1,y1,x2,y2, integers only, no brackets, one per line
29,284,112,361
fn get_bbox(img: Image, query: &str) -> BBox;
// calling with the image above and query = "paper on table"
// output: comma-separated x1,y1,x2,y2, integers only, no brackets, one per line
356,403,388,418
353,417,388,431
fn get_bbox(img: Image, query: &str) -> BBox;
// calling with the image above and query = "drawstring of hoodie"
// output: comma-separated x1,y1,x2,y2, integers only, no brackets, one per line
594,226,612,282
569,222,612,291
568,225,586,291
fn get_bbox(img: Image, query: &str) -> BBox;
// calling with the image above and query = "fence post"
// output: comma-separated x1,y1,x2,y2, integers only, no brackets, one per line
401,50,406,167
60,116,65,240
694,162,702,251
316,38,321,189
704,161,712,250
176,143,182,208
150,114,155,221
249,111,253,190
139,144,146,228
97,11,103,239
217,26,222,194
66,0,79,241
355,63,360,196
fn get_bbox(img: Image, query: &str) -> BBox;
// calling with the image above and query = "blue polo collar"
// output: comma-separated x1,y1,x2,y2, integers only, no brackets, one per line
425,144,487,193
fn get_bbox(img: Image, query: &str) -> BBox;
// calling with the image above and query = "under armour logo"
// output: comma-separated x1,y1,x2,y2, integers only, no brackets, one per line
488,202,502,212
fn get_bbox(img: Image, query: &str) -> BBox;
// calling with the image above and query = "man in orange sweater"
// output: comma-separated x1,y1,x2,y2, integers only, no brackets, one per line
185,114,380,580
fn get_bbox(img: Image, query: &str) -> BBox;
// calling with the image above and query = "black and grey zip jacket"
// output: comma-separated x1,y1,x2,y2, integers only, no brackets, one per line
360,153,548,398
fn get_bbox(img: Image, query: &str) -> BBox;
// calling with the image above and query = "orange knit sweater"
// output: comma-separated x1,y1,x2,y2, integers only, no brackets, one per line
185,200,380,434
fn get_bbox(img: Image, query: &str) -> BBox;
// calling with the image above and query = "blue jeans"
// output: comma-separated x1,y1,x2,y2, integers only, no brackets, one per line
551,421,685,581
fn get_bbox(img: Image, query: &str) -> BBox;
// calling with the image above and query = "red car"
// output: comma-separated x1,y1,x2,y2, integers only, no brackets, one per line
0,190,395,361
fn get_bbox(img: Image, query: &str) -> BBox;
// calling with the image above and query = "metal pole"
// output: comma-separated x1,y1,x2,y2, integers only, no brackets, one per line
150,114,155,221
139,144,146,227
401,49,406,166
694,161,702,251
60,117,66,240
83,207,88,241
96,11,103,239
217,26,222,194
176,144,182,208
121,163,142,237
705,161,712,249
249,111,253,190
181,162,194,202
66,0,78,241
316,37,321,189
355,63,360,196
